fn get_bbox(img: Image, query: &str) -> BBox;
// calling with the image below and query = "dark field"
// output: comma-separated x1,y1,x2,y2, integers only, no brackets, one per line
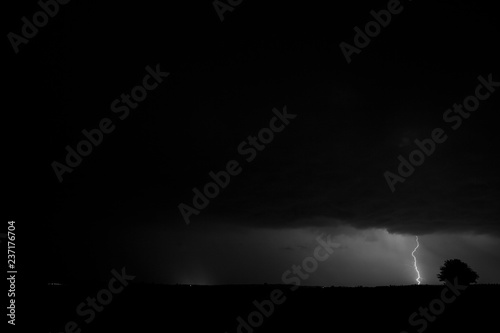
47,283,499,333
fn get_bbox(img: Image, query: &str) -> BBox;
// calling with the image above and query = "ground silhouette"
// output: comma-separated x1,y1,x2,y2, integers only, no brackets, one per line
47,281,499,333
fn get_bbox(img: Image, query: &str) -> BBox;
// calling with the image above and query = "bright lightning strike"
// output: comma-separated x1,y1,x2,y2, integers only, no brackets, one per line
411,236,421,285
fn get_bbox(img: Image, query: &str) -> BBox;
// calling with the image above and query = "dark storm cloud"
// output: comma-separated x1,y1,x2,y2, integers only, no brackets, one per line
34,0,499,240
198,78,500,235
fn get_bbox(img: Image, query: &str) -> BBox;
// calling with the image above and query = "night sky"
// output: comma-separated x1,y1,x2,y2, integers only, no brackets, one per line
7,0,500,287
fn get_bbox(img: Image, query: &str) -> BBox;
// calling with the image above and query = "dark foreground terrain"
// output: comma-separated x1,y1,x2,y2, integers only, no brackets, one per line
47,283,499,333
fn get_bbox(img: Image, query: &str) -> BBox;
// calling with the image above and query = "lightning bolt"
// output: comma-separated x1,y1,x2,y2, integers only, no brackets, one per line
411,236,421,285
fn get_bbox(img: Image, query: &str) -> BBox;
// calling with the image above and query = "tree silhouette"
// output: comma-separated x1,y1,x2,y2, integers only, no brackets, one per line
437,259,479,285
